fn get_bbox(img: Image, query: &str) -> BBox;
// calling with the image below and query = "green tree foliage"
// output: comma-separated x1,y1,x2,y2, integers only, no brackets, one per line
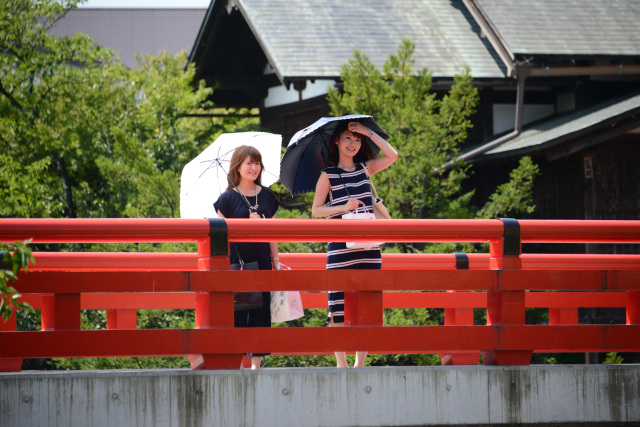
476,156,539,219
0,0,230,220
1,240,34,322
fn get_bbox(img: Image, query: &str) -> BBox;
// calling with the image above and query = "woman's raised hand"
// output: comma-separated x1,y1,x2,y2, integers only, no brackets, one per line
348,121,371,136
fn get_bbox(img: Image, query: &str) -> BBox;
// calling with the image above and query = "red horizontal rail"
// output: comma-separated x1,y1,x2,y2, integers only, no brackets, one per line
0,218,211,243
30,252,201,271
13,270,640,293
28,252,640,271
0,218,504,243
3,218,640,244
1,325,639,359
225,219,505,243
19,291,627,310
519,219,640,243
13,270,495,292
519,254,640,270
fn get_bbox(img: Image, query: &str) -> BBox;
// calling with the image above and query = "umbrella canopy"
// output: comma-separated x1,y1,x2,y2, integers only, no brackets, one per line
180,132,282,218
279,114,389,195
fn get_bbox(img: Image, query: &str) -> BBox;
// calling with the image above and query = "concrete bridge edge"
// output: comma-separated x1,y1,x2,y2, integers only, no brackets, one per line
1,365,639,426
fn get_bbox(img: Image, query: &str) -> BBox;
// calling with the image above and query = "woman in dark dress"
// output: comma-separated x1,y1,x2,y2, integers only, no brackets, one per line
213,145,280,370
311,120,398,368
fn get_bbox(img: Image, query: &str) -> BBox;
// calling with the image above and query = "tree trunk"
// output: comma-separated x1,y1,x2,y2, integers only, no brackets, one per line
52,151,77,218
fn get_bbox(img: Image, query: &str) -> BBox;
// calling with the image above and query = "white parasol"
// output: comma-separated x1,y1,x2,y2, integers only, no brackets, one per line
180,132,282,218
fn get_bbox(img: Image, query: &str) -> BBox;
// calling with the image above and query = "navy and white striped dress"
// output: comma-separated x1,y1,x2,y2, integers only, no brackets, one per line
324,163,382,324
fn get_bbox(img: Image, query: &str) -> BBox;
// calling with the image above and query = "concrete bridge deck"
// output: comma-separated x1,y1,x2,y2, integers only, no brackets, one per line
2,365,639,427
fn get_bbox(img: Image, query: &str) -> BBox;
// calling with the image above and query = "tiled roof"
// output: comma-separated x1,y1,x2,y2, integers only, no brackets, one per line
51,9,206,68
235,0,506,80
479,92,640,159
474,0,640,57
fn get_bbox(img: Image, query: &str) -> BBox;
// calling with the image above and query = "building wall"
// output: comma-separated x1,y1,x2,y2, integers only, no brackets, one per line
261,95,331,147
471,132,640,254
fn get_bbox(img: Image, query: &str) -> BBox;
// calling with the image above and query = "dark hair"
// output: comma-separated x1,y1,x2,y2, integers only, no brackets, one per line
226,145,264,190
226,145,278,202
326,121,376,167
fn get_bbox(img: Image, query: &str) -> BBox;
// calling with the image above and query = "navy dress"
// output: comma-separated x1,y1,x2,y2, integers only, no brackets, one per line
324,164,382,323
214,187,279,356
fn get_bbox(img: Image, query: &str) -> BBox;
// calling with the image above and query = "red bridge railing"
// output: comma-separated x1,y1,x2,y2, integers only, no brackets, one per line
1,218,639,371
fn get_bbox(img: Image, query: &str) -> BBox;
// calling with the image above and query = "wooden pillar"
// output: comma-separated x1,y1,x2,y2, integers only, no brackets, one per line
627,290,640,325
582,153,599,364
440,253,479,365
107,309,137,329
549,308,578,325
346,291,383,327
0,310,23,371
188,218,241,370
481,219,532,366
189,289,237,370
41,293,81,330
440,304,478,365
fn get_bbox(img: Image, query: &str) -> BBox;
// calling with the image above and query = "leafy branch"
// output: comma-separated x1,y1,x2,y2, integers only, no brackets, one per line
1,240,35,322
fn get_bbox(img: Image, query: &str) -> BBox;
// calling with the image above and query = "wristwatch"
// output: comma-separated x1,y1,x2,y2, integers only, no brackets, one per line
369,130,374,137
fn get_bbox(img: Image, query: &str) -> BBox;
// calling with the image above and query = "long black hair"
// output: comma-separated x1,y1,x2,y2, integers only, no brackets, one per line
325,121,376,167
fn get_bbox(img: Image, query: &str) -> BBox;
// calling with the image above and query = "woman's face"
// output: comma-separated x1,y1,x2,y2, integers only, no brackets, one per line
336,130,362,158
237,155,262,182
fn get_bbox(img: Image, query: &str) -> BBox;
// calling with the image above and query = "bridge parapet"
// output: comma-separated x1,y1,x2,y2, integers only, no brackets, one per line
1,218,639,370
1,365,639,426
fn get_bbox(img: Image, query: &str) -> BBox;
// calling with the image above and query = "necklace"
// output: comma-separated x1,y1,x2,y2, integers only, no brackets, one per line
337,163,356,171
237,184,259,211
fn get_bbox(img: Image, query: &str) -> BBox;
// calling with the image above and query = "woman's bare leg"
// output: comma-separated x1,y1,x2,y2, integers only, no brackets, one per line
354,351,367,368
329,314,349,368
250,356,262,370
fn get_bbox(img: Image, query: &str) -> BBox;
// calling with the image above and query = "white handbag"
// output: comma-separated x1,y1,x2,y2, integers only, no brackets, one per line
341,211,382,249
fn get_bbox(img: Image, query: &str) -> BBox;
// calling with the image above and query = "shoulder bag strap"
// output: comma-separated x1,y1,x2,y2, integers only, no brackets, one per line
337,171,351,198
232,243,244,268
361,162,380,201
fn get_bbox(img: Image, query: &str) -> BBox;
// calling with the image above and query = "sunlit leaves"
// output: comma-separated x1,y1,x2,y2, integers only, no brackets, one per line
0,240,34,322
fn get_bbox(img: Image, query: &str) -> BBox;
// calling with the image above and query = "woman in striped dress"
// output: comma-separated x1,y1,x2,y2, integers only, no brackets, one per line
311,120,398,368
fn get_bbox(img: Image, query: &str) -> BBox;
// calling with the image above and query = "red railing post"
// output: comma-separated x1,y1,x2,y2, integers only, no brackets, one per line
549,308,579,325
441,302,478,365
481,219,532,365
41,293,81,330
0,310,23,371
106,309,137,329
188,218,240,370
345,289,383,360
440,253,479,365
346,291,383,326
627,290,640,324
